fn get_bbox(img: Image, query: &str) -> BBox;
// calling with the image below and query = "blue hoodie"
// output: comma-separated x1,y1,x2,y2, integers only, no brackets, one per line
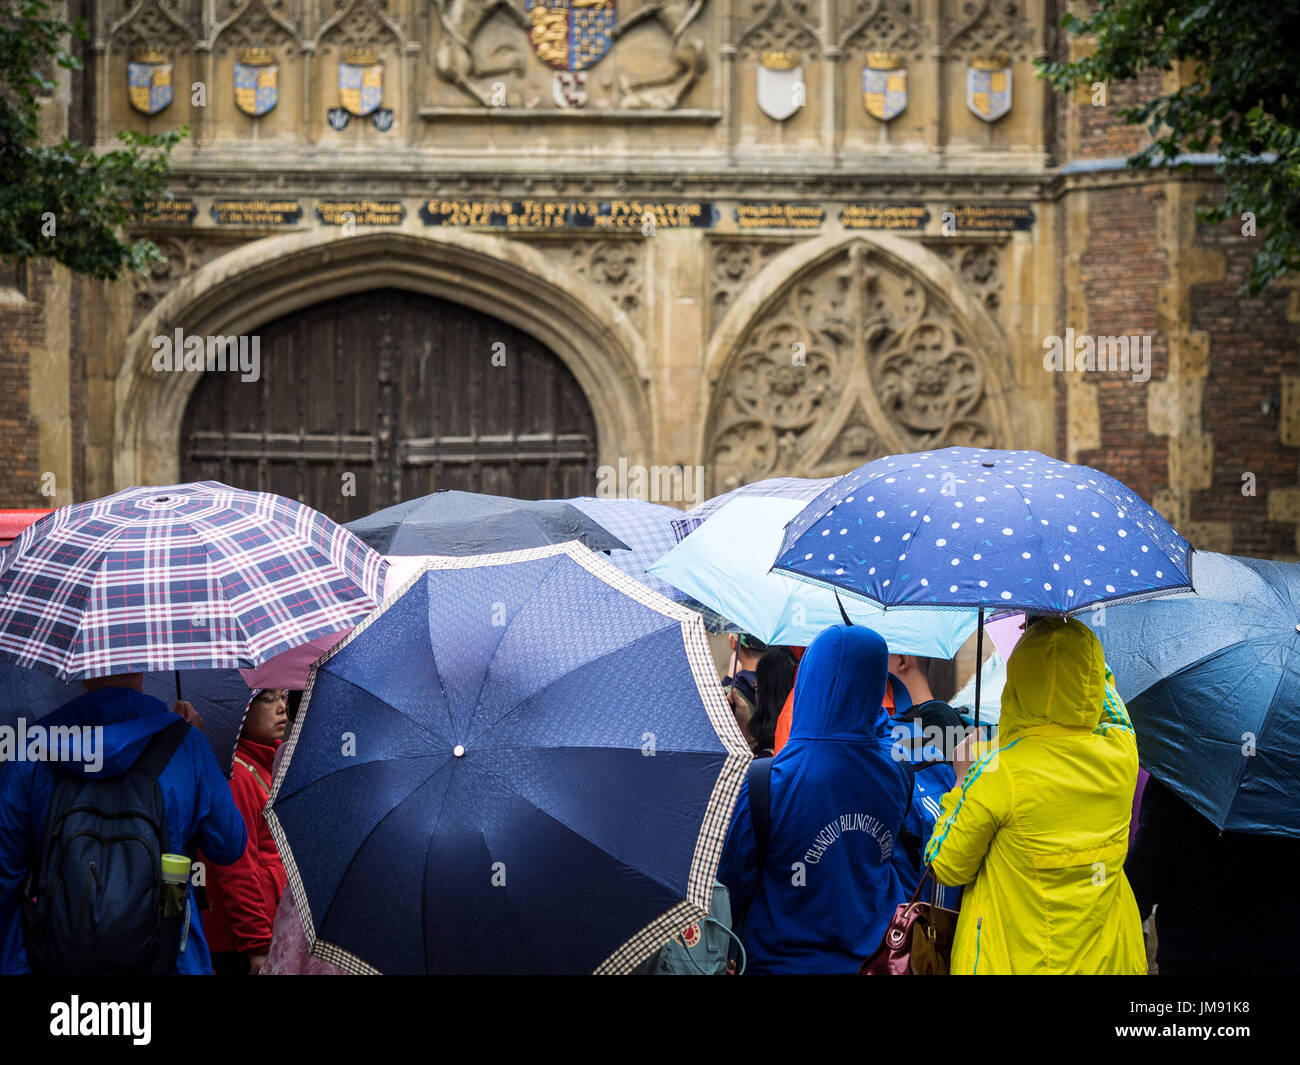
717,625,914,974
0,686,247,974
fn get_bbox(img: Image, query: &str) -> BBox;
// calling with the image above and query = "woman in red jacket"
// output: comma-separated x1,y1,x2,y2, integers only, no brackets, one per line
202,688,289,975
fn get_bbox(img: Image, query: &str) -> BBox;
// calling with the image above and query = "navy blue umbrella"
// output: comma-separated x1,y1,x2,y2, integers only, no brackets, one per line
774,447,1191,616
0,662,255,776
266,542,750,975
1082,552,1300,838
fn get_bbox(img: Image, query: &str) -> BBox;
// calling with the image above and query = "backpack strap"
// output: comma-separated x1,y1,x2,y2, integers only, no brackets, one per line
132,720,191,783
747,756,773,869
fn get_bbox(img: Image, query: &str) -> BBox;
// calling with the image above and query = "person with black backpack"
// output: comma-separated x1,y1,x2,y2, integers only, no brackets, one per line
0,673,247,974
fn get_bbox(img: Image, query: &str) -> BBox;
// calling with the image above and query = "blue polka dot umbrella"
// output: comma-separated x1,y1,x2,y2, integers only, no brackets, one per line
774,448,1191,616
772,448,1193,720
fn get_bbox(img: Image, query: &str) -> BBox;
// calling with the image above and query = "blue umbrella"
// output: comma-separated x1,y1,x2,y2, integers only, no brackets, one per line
0,662,255,776
266,542,750,974
649,496,976,655
774,448,1191,616
1082,551,1300,838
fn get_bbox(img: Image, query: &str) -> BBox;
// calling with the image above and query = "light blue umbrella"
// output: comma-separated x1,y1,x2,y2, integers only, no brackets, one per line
648,496,976,656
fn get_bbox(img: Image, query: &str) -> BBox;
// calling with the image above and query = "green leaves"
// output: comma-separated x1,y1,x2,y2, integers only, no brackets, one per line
1039,0,1300,293
0,0,183,280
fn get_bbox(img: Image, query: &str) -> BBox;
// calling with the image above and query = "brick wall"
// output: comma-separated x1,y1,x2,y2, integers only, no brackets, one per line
1191,210,1300,557
1074,184,1169,505
0,266,47,507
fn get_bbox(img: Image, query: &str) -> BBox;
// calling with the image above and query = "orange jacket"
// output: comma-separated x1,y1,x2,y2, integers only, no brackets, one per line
773,654,900,754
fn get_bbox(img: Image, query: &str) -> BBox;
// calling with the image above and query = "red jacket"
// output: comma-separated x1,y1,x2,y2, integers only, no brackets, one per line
200,738,287,956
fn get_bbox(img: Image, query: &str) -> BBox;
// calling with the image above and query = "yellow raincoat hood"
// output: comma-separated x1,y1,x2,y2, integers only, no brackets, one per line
1000,617,1105,738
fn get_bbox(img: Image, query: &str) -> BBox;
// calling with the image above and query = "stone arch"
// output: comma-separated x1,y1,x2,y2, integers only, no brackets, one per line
701,229,1014,493
115,228,652,489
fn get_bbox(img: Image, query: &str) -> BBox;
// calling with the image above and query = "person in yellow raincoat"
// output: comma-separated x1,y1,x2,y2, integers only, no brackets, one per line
923,616,1146,974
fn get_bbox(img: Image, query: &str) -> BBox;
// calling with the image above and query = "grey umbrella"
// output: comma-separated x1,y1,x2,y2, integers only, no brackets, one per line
345,490,630,556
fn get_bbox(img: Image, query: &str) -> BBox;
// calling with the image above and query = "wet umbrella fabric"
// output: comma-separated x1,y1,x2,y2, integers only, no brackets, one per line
0,481,388,681
0,661,255,776
345,490,629,556
1083,551,1300,838
267,542,749,974
773,447,1191,616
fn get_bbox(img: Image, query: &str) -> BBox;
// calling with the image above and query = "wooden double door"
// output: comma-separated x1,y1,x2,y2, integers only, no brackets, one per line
181,288,599,522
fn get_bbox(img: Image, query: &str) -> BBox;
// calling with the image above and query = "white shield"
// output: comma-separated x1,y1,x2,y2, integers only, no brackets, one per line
757,63,804,122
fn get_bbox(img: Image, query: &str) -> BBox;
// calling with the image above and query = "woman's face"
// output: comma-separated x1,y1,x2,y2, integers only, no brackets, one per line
243,689,288,745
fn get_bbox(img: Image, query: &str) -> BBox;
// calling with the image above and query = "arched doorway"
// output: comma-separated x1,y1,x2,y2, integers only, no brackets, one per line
179,288,599,521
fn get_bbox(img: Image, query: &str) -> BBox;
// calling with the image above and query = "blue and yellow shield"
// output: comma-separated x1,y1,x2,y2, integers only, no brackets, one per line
526,0,616,72
235,49,278,117
862,54,906,122
339,49,383,117
967,57,1012,122
128,48,173,115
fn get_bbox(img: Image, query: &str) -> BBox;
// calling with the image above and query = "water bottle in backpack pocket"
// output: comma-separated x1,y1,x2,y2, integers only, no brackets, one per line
21,721,192,975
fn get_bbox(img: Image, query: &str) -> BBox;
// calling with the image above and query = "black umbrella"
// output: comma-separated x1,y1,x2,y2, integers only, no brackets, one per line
345,490,630,556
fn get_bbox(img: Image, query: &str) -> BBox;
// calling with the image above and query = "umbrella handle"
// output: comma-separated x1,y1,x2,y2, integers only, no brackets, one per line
973,607,984,731
174,670,182,702
834,590,853,627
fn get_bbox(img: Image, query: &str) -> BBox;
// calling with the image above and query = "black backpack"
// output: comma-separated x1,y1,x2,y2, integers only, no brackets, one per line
21,720,192,975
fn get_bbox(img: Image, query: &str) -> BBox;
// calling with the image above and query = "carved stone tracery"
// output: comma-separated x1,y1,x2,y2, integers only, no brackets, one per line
708,238,796,333
838,0,928,60
130,235,256,332
213,0,301,54
943,0,1034,61
108,0,199,51
707,241,1002,491
315,0,406,51
736,0,823,60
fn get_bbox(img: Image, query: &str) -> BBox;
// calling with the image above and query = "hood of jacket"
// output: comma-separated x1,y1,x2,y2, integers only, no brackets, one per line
37,686,180,778
1000,617,1105,739
787,624,890,742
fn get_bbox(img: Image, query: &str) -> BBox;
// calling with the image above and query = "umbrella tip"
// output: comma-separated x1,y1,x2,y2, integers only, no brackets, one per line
453,744,466,758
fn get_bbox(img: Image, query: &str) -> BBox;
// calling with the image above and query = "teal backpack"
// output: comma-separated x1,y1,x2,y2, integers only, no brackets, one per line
633,881,745,975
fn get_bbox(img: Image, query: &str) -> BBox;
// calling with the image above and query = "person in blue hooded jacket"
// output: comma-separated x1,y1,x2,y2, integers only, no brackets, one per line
0,674,247,974
717,625,914,974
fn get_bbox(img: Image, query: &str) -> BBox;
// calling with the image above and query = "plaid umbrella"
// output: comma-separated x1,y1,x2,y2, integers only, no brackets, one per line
672,476,840,542
564,496,738,633
0,482,388,681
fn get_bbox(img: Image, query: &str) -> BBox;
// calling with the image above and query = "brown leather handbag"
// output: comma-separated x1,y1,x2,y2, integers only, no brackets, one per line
859,867,958,975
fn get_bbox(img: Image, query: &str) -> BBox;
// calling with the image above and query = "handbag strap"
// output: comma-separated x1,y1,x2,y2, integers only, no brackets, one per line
909,863,940,905
233,754,271,797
